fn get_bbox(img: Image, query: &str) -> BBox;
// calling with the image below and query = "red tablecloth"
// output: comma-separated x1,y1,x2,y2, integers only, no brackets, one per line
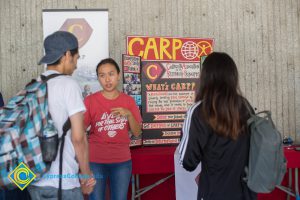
131,146,176,174
284,146,300,168
258,146,300,200
130,146,176,200
130,146,300,200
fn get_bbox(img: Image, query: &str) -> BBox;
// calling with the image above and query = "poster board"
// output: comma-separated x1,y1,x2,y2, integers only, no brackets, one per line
122,54,143,146
127,36,214,146
42,9,109,96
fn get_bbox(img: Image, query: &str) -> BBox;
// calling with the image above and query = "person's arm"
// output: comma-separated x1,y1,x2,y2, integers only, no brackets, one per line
70,111,95,193
127,110,142,136
182,109,209,171
83,97,91,130
122,96,142,136
63,79,95,193
70,111,90,174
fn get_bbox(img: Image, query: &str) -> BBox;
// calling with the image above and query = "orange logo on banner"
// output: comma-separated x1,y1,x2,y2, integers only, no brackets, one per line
60,18,93,48
197,41,213,57
143,63,163,83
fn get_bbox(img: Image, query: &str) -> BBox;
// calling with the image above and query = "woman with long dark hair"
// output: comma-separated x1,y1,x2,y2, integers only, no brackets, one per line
179,52,257,200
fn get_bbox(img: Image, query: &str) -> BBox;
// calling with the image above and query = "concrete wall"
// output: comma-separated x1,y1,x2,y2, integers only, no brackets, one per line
1,0,300,141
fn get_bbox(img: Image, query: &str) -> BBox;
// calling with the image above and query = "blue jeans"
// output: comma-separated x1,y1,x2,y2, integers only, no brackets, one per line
27,185,83,200
89,160,132,200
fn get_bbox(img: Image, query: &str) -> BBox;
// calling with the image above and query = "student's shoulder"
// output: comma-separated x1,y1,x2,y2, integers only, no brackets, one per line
53,75,80,89
187,102,202,116
59,75,77,83
44,73,76,84
188,102,206,125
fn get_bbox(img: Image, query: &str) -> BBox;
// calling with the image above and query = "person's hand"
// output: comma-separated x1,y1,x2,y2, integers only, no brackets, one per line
81,179,96,194
80,172,96,194
111,107,132,118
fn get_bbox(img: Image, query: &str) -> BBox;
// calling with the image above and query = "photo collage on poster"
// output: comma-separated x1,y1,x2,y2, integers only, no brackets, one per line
122,54,143,146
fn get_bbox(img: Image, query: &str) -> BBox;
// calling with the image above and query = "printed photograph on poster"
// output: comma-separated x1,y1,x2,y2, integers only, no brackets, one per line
123,84,141,95
122,54,142,147
124,73,141,84
123,54,141,73
42,9,109,97
131,95,142,106
122,54,142,101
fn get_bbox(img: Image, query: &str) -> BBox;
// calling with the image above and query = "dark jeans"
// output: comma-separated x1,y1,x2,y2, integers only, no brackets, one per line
89,160,132,200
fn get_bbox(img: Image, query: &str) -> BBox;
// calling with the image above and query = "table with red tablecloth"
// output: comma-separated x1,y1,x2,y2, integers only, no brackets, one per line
130,146,176,200
258,146,300,200
130,146,300,200
285,147,300,168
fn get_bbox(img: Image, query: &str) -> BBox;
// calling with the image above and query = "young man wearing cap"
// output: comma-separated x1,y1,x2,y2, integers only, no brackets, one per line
27,31,96,200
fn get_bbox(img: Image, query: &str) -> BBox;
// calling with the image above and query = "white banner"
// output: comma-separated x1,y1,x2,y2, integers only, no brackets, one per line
42,9,109,95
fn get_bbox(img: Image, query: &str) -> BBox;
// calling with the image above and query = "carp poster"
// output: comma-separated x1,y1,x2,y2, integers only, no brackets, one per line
42,9,109,97
127,36,214,146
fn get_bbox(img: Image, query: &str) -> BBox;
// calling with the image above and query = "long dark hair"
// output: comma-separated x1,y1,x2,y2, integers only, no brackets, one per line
196,52,245,140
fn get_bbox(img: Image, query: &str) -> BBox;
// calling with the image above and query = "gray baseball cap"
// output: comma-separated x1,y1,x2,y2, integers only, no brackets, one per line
38,31,78,65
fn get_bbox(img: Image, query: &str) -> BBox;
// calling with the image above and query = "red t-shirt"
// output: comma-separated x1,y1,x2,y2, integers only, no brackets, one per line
84,92,142,163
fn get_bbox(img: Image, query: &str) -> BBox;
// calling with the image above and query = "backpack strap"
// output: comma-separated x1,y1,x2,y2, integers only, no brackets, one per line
40,73,65,82
242,98,256,125
58,118,71,200
24,73,65,88
40,73,70,200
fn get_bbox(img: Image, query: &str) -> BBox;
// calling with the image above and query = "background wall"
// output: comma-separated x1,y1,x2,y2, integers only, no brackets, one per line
0,0,300,141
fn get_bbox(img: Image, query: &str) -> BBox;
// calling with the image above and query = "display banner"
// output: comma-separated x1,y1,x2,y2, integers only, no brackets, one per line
127,36,214,146
122,55,142,146
42,9,109,96
127,36,213,62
